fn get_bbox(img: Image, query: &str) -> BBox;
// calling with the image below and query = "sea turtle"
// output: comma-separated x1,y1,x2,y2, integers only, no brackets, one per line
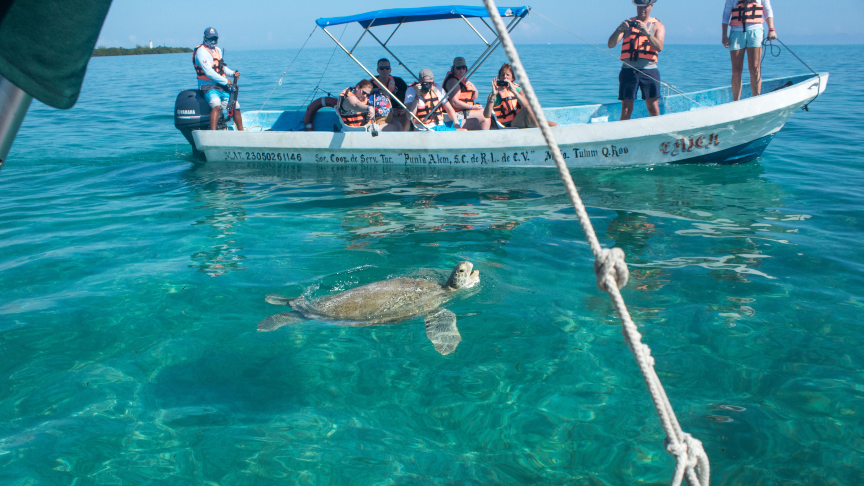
257,261,480,355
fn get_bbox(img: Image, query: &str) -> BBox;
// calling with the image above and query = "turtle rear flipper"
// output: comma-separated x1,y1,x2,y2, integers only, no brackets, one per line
257,311,306,332
425,308,461,355
265,294,294,306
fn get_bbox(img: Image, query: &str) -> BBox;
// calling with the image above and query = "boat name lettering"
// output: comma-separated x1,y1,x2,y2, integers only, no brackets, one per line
223,151,302,162
544,146,626,161
573,148,599,159
660,133,720,157
601,145,629,158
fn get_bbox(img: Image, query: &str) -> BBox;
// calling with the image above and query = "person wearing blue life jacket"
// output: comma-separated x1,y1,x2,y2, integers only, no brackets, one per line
193,27,244,131
722,0,777,100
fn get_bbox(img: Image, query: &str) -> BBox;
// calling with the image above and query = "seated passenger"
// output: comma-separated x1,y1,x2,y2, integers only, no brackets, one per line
441,57,490,131
370,58,409,130
483,63,559,129
404,69,465,131
339,80,400,131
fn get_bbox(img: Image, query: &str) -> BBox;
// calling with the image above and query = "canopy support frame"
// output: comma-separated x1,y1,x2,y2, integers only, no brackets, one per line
322,27,431,131
461,15,490,46
382,18,406,46
422,14,523,122
350,18,376,54
478,17,498,36
367,29,420,82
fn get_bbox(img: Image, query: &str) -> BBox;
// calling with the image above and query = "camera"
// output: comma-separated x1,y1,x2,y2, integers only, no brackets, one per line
420,82,431,94
496,80,510,87
628,20,641,28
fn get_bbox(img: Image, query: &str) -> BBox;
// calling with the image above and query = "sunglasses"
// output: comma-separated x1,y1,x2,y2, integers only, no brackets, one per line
378,66,391,70
360,90,372,97
454,65,467,70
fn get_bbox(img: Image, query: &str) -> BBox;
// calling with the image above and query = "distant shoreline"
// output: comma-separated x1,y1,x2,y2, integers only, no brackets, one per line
93,46,192,57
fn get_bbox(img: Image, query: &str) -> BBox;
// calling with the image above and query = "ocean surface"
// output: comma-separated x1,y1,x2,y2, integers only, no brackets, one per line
1,42,862,485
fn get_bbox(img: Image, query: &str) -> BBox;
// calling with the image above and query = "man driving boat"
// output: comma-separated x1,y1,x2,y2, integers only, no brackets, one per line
607,0,666,121
193,27,244,131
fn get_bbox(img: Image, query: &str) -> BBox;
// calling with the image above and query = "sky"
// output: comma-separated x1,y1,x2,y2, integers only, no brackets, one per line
96,0,864,50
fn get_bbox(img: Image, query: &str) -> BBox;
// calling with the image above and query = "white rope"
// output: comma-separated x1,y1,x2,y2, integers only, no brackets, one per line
482,2,710,485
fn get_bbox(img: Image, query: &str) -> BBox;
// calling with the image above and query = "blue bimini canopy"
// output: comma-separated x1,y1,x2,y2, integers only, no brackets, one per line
316,5,530,29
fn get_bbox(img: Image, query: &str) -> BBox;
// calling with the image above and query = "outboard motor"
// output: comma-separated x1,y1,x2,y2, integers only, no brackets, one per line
174,89,212,159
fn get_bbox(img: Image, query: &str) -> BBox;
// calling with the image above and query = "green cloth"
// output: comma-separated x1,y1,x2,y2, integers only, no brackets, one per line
0,0,113,109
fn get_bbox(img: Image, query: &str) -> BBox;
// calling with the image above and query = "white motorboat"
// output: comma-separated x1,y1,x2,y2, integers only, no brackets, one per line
176,6,828,167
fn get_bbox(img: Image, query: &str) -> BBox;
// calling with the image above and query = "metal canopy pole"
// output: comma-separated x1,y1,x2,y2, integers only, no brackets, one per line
0,75,33,170
461,15,490,45
322,27,430,131
350,19,376,54
478,17,498,36
383,18,406,45
422,15,523,122
367,30,419,82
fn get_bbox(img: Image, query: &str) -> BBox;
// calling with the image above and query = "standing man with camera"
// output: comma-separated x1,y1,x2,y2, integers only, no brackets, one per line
608,0,665,121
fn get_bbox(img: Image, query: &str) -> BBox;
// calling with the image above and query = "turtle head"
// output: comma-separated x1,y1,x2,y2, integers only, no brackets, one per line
446,261,479,290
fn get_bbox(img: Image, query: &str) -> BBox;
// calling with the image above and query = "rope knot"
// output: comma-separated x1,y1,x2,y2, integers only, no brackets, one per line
594,248,629,292
666,433,704,469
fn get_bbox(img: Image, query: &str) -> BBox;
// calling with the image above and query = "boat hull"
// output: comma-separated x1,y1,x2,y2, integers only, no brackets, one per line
192,73,827,168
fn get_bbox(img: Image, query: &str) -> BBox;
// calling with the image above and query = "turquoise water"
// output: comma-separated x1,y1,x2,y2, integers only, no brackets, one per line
1,43,862,485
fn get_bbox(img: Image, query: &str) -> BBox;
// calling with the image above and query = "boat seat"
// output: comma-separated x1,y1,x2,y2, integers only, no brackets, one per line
493,116,519,130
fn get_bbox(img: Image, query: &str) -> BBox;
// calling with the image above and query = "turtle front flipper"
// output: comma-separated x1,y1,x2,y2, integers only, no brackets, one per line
257,311,306,332
265,294,294,306
425,308,461,356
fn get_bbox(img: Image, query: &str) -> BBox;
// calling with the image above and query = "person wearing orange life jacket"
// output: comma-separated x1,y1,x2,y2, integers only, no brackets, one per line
722,0,776,101
338,80,375,128
193,27,244,131
338,79,402,132
370,58,408,130
607,0,666,121
441,57,490,131
483,63,558,129
405,69,464,132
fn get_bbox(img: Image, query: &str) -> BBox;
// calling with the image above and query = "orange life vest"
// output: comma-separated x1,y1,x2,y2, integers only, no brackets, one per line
338,87,369,127
620,17,660,63
410,82,444,124
493,83,521,126
193,45,225,81
442,71,478,109
729,0,763,28
370,76,396,96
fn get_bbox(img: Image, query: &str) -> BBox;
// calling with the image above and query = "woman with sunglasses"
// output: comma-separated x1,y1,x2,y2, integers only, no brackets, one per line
441,57,490,131
338,80,402,132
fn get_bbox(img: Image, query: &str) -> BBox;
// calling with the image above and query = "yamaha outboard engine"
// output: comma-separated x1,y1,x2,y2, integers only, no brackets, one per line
174,90,212,159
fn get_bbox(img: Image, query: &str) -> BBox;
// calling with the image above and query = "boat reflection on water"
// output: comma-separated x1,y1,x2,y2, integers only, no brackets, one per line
187,178,249,277
184,162,797,286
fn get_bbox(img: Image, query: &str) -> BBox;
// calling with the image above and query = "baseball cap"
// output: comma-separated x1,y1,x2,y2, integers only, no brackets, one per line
204,27,219,39
419,68,434,81
632,0,656,6
452,57,467,68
